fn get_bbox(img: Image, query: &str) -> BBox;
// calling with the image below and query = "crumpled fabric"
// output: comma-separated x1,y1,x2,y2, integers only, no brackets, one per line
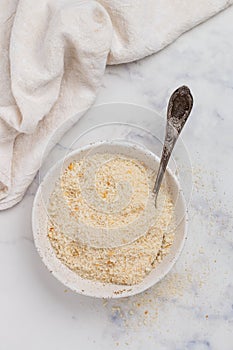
0,0,232,209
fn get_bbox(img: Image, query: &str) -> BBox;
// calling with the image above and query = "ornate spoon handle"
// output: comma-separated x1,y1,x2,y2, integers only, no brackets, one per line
153,85,193,204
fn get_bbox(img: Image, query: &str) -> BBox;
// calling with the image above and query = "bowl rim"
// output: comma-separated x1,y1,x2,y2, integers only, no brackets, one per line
32,140,188,298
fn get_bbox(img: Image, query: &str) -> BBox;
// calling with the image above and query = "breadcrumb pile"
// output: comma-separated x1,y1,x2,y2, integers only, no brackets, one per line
47,153,175,285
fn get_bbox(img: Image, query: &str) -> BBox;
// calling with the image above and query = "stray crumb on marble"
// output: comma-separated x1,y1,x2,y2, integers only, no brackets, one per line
103,270,194,332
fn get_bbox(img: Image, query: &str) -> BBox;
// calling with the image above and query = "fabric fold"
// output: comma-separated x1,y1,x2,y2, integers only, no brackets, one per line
0,138,15,201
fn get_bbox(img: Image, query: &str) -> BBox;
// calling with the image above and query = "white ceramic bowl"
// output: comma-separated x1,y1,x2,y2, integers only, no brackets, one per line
32,141,187,298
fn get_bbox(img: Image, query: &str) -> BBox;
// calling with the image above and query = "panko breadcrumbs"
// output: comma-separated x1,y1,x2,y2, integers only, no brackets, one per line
47,153,176,285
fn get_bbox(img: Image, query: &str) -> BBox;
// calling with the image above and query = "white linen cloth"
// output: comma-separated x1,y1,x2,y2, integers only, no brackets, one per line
0,0,232,210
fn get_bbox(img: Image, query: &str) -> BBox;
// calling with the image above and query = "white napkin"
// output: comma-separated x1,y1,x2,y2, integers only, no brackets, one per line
0,0,232,210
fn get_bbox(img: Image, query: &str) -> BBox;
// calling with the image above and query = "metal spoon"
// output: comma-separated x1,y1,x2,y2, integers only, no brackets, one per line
153,85,193,204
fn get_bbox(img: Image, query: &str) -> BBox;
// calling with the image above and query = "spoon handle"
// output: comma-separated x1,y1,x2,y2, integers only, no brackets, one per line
153,85,193,204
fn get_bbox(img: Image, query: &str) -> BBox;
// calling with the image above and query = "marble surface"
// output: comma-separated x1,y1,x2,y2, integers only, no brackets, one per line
1,7,233,350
